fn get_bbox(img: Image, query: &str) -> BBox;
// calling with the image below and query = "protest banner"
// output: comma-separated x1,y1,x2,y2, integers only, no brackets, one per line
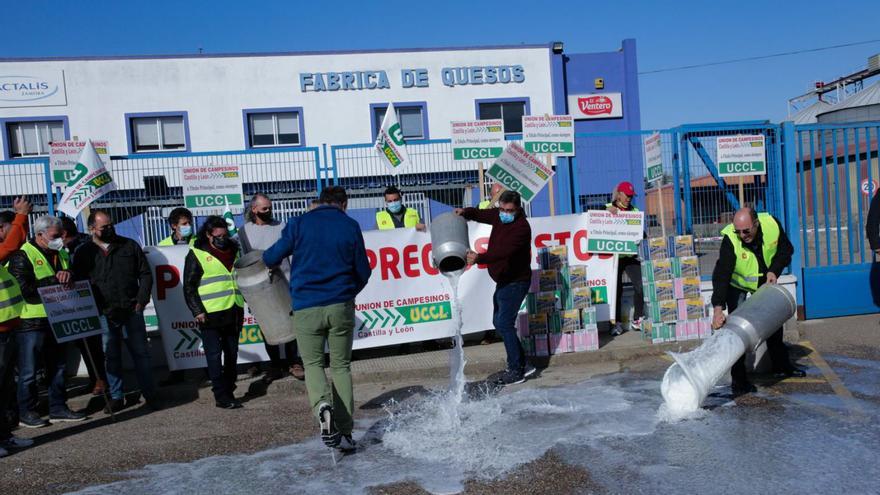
486,143,554,202
38,281,105,344
49,140,110,188
181,164,244,216
374,102,409,169
144,214,618,369
522,115,574,157
450,119,505,161
584,210,645,255
56,140,117,218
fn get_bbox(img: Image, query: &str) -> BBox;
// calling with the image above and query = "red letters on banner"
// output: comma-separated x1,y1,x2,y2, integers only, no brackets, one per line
155,265,180,300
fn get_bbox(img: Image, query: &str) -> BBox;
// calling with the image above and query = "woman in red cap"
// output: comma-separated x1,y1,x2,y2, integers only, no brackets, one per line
606,181,644,336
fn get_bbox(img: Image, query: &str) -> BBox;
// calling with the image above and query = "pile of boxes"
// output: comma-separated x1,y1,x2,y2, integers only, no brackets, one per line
516,245,599,356
641,235,713,343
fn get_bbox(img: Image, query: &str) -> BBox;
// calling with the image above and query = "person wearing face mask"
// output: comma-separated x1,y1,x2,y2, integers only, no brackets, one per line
375,186,426,232
159,207,196,246
74,210,158,413
183,216,245,409
239,193,304,382
7,216,86,427
60,216,108,397
454,191,537,386
606,181,645,336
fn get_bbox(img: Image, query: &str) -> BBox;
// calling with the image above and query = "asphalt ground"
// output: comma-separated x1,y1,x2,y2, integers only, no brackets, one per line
1,314,877,494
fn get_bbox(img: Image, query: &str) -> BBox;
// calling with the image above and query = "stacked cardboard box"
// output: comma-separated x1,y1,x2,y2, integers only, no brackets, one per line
641,235,712,343
516,245,599,355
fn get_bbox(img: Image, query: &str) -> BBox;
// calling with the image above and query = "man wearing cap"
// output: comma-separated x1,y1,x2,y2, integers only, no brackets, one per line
606,181,645,336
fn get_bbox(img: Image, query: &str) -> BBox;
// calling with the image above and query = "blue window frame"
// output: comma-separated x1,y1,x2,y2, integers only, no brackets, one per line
370,101,429,141
475,97,531,135
124,111,191,154
242,107,305,149
0,115,70,160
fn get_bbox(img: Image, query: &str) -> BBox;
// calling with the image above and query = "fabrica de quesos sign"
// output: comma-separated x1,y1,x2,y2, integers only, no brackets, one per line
300,65,525,92
0,76,59,102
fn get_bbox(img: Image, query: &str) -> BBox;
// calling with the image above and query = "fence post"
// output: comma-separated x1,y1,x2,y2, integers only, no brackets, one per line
672,131,682,234
42,158,55,215
781,121,804,316
318,144,327,194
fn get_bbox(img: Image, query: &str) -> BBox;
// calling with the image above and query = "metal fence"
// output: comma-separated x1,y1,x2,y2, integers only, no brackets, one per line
794,123,878,267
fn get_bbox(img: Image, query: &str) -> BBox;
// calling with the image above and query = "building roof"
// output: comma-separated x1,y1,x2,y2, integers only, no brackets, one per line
816,80,880,117
790,100,833,124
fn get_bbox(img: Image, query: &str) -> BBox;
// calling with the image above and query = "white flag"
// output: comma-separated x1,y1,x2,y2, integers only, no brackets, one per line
223,196,238,237
57,140,116,218
374,103,409,169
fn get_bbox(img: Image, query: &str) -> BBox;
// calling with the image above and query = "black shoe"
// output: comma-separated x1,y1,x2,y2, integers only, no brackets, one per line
337,434,357,452
261,368,285,384
610,323,627,336
49,409,87,423
18,411,49,429
731,382,757,397
159,371,185,387
318,403,340,448
215,400,243,409
495,368,526,385
773,366,807,379
103,398,126,414
522,364,537,378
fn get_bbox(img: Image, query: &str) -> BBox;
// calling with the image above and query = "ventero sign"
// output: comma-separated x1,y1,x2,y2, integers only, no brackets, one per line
0,70,67,108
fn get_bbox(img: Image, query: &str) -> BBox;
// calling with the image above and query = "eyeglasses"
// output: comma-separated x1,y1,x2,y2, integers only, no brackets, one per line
734,228,752,235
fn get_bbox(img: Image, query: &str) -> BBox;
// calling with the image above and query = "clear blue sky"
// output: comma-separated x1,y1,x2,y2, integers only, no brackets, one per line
3,0,879,129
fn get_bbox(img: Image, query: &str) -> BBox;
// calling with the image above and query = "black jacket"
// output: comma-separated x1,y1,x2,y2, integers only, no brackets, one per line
7,240,71,332
867,191,880,251
183,240,241,329
711,215,793,308
73,236,152,322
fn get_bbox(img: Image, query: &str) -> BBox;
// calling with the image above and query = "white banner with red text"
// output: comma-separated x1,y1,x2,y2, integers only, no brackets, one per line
144,214,617,369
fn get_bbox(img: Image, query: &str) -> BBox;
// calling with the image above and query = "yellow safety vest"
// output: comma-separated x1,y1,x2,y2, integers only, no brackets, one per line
606,203,640,258
376,208,420,230
478,200,492,209
191,248,244,313
0,265,23,323
20,242,69,319
721,213,780,293
159,235,195,246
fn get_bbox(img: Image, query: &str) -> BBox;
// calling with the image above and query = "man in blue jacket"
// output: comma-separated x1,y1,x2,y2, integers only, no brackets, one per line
263,186,371,451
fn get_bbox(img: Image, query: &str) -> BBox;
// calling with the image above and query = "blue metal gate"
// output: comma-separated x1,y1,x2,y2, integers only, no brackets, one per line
793,121,880,318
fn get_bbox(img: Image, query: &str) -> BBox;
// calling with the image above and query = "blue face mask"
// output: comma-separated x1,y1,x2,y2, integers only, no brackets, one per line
499,211,516,224
179,225,193,237
386,201,402,214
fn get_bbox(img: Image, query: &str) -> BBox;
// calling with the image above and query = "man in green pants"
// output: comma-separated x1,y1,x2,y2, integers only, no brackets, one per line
263,186,371,451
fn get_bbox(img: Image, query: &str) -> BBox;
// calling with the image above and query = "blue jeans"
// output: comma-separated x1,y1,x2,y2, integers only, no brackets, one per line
103,313,156,401
492,280,530,372
16,329,68,415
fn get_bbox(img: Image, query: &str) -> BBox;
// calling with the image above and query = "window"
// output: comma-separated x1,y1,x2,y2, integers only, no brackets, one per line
243,109,303,148
4,120,66,158
125,112,189,153
476,98,530,135
371,102,428,141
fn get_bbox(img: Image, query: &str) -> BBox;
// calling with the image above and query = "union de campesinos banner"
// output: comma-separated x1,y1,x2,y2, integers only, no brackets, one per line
144,214,617,369
144,246,269,371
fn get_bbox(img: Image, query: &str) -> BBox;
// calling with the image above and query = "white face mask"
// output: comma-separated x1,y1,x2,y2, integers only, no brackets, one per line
47,237,64,251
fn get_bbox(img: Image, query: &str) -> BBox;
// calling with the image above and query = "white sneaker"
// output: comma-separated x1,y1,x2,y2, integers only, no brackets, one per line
630,317,644,331
0,435,34,449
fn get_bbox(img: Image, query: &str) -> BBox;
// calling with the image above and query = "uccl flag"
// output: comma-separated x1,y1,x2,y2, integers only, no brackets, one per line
374,103,409,169
223,196,238,237
57,140,116,217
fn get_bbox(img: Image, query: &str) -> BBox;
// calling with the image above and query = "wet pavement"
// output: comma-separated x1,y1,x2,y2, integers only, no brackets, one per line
1,315,878,494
